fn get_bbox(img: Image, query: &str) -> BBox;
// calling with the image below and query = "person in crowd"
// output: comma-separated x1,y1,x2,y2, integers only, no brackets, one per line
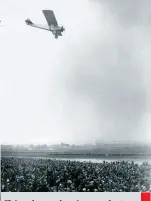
1,157,151,192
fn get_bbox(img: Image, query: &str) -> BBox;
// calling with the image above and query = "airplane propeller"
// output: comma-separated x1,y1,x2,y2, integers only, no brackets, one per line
61,26,65,32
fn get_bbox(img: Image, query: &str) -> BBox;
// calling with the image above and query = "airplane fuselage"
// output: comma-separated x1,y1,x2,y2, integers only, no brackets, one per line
29,23,62,36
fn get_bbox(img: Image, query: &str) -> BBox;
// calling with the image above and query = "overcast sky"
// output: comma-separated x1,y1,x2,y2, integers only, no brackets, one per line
0,0,151,145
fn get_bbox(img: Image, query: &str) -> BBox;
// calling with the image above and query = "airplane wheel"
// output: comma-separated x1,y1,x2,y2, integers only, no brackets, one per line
55,35,58,39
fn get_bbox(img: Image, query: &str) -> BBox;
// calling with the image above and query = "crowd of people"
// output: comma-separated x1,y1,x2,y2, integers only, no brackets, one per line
1,157,151,192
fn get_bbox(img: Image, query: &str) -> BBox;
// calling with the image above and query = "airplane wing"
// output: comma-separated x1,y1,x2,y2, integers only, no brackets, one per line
42,10,58,26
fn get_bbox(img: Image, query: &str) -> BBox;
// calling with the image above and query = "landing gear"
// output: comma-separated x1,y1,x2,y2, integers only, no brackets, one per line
55,35,58,39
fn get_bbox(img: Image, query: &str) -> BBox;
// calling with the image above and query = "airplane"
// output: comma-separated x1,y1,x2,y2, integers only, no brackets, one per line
25,10,65,39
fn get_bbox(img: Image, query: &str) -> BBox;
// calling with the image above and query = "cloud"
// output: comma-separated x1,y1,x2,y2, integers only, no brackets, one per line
50,0,150,143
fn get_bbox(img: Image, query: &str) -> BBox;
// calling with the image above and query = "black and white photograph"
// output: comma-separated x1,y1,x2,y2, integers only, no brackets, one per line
1,0,151,193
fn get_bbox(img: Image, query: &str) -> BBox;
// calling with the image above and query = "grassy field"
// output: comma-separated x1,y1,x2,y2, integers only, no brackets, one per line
1,146,151,158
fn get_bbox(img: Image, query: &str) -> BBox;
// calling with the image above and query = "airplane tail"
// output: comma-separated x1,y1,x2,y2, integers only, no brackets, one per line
25,19,33,25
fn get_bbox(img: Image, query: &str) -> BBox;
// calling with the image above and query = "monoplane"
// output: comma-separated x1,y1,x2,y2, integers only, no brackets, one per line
25,10,65,39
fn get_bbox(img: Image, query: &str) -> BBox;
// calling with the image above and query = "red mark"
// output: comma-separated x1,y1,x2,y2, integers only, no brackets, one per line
141,192,151,201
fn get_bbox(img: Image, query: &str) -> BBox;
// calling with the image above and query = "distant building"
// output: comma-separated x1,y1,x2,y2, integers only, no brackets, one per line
61,143,70,148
